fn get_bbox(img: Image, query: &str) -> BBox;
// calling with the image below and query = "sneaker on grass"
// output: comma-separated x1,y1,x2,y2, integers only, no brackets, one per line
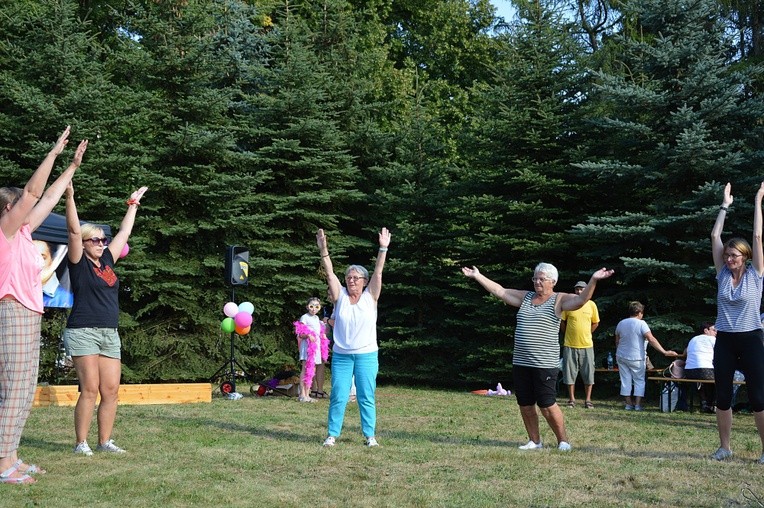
96,439,126,453
711,447,732,461
365,437,379,447
519,440,543,450
558,441,571,451
322,436,336,447
73,441,93,456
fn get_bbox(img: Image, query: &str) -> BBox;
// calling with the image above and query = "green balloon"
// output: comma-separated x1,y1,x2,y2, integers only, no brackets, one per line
221,317,235,333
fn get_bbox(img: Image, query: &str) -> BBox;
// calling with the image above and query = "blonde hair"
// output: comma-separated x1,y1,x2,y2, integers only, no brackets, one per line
724,237,752,260
80,223,104,241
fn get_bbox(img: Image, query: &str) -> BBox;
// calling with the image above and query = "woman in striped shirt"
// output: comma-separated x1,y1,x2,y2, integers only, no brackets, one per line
709,182,764,463
462,263,613,452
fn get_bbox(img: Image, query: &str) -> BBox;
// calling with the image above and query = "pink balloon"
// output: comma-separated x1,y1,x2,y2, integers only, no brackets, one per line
234,311,253,328
223,302,238,318
119,243,130,259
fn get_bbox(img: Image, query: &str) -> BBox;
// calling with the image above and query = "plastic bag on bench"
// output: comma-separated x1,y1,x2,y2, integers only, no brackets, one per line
660,381,680,412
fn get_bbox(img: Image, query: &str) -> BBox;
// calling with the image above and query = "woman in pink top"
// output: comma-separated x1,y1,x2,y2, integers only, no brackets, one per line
0,127,87,484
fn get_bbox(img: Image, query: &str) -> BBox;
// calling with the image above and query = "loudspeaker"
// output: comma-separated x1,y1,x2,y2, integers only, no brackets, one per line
225,245,249,285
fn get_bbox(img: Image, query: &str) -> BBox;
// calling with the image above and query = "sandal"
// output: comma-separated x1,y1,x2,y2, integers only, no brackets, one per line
14,460,45,475
584,401,594,409
0,464,35,484
567,400,576,408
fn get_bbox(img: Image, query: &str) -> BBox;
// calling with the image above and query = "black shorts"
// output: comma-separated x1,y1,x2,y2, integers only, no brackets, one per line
513,365,559,408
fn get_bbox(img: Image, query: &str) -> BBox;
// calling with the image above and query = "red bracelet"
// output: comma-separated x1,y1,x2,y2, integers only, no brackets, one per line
126,198,140,206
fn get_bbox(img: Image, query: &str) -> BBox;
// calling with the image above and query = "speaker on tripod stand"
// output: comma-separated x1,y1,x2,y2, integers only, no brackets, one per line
212,246,251,395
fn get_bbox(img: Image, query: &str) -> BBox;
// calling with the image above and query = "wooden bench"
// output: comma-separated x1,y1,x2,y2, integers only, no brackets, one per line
647,376,745,412
33,383,212,407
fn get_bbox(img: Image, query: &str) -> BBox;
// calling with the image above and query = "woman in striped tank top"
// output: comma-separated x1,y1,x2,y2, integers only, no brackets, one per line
462,263,614,452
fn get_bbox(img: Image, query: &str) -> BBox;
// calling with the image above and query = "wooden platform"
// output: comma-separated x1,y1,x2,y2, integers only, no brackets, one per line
33,383,212,407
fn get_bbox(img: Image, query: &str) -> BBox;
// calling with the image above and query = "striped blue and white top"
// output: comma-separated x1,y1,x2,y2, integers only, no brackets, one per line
513,292,561,369
716,264,764,333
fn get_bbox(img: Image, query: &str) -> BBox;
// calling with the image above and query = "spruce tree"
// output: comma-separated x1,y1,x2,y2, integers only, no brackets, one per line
452,0,593,383
573,0,764,350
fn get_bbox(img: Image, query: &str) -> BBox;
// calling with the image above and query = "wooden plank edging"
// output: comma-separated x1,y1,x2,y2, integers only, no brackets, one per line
33,383,212,407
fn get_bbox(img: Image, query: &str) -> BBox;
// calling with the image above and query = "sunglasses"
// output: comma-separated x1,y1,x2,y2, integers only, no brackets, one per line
308,304,321,309
85,237,110,246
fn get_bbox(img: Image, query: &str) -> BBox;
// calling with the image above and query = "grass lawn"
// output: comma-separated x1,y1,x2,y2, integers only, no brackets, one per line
4,385,763,507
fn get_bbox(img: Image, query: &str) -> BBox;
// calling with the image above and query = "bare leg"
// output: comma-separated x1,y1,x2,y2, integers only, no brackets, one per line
519,405,541,443
634,395,643,407
584,384,593,402
717,408,732,450
539,404,568,444
312,363,325,395
753,410,764,454
96,356,121,445
299,360,309,399
72,355,100,444
566,384,575,402
624,396,634,407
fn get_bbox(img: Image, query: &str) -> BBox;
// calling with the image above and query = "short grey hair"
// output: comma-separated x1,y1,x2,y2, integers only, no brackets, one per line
534,262,558,284
345,264,369,280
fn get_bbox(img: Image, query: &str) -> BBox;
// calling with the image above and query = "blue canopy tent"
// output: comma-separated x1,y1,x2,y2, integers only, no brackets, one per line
31,213,112,308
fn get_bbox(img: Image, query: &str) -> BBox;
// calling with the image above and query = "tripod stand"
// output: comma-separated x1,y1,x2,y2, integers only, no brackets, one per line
211,287,251,395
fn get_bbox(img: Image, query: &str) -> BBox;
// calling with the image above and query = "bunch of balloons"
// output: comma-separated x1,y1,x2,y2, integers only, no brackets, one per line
221,301,255,335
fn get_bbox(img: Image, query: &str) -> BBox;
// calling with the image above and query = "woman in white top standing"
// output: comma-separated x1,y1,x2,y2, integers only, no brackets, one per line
316,227,390,448
709,182,764,463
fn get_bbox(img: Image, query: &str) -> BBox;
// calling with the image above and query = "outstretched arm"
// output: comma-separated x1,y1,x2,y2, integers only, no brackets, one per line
461,266,526,307
28,139,88,232
645,331,676,357
753,182,764,276
317,229,341,302
559,268,615,312
711,182,733,274
1,127,70,239
366,227,390,301
108,187,147,263
66,182,83,264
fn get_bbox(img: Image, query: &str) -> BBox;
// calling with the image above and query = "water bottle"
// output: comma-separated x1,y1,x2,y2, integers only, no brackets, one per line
607,352,614,370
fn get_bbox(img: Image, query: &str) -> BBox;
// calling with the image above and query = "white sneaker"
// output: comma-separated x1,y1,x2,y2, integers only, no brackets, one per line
322,436,336,447
73,441,93,456
96,439,126,453
519,440,543,450
558,441,572,451
365,436,379,447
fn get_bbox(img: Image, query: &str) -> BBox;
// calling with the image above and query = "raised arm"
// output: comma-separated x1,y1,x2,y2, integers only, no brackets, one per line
1,127,70,239
317,229,341,302
711,183,733,273
558,268,615,312
366,227,390,301
28,138,88,232
65,182,83,264
108,187,147,263
461,266,526,307
753,182,764,276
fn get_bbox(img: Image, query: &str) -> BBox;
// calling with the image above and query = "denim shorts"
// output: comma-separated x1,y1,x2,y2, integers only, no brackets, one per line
63,327,121,359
